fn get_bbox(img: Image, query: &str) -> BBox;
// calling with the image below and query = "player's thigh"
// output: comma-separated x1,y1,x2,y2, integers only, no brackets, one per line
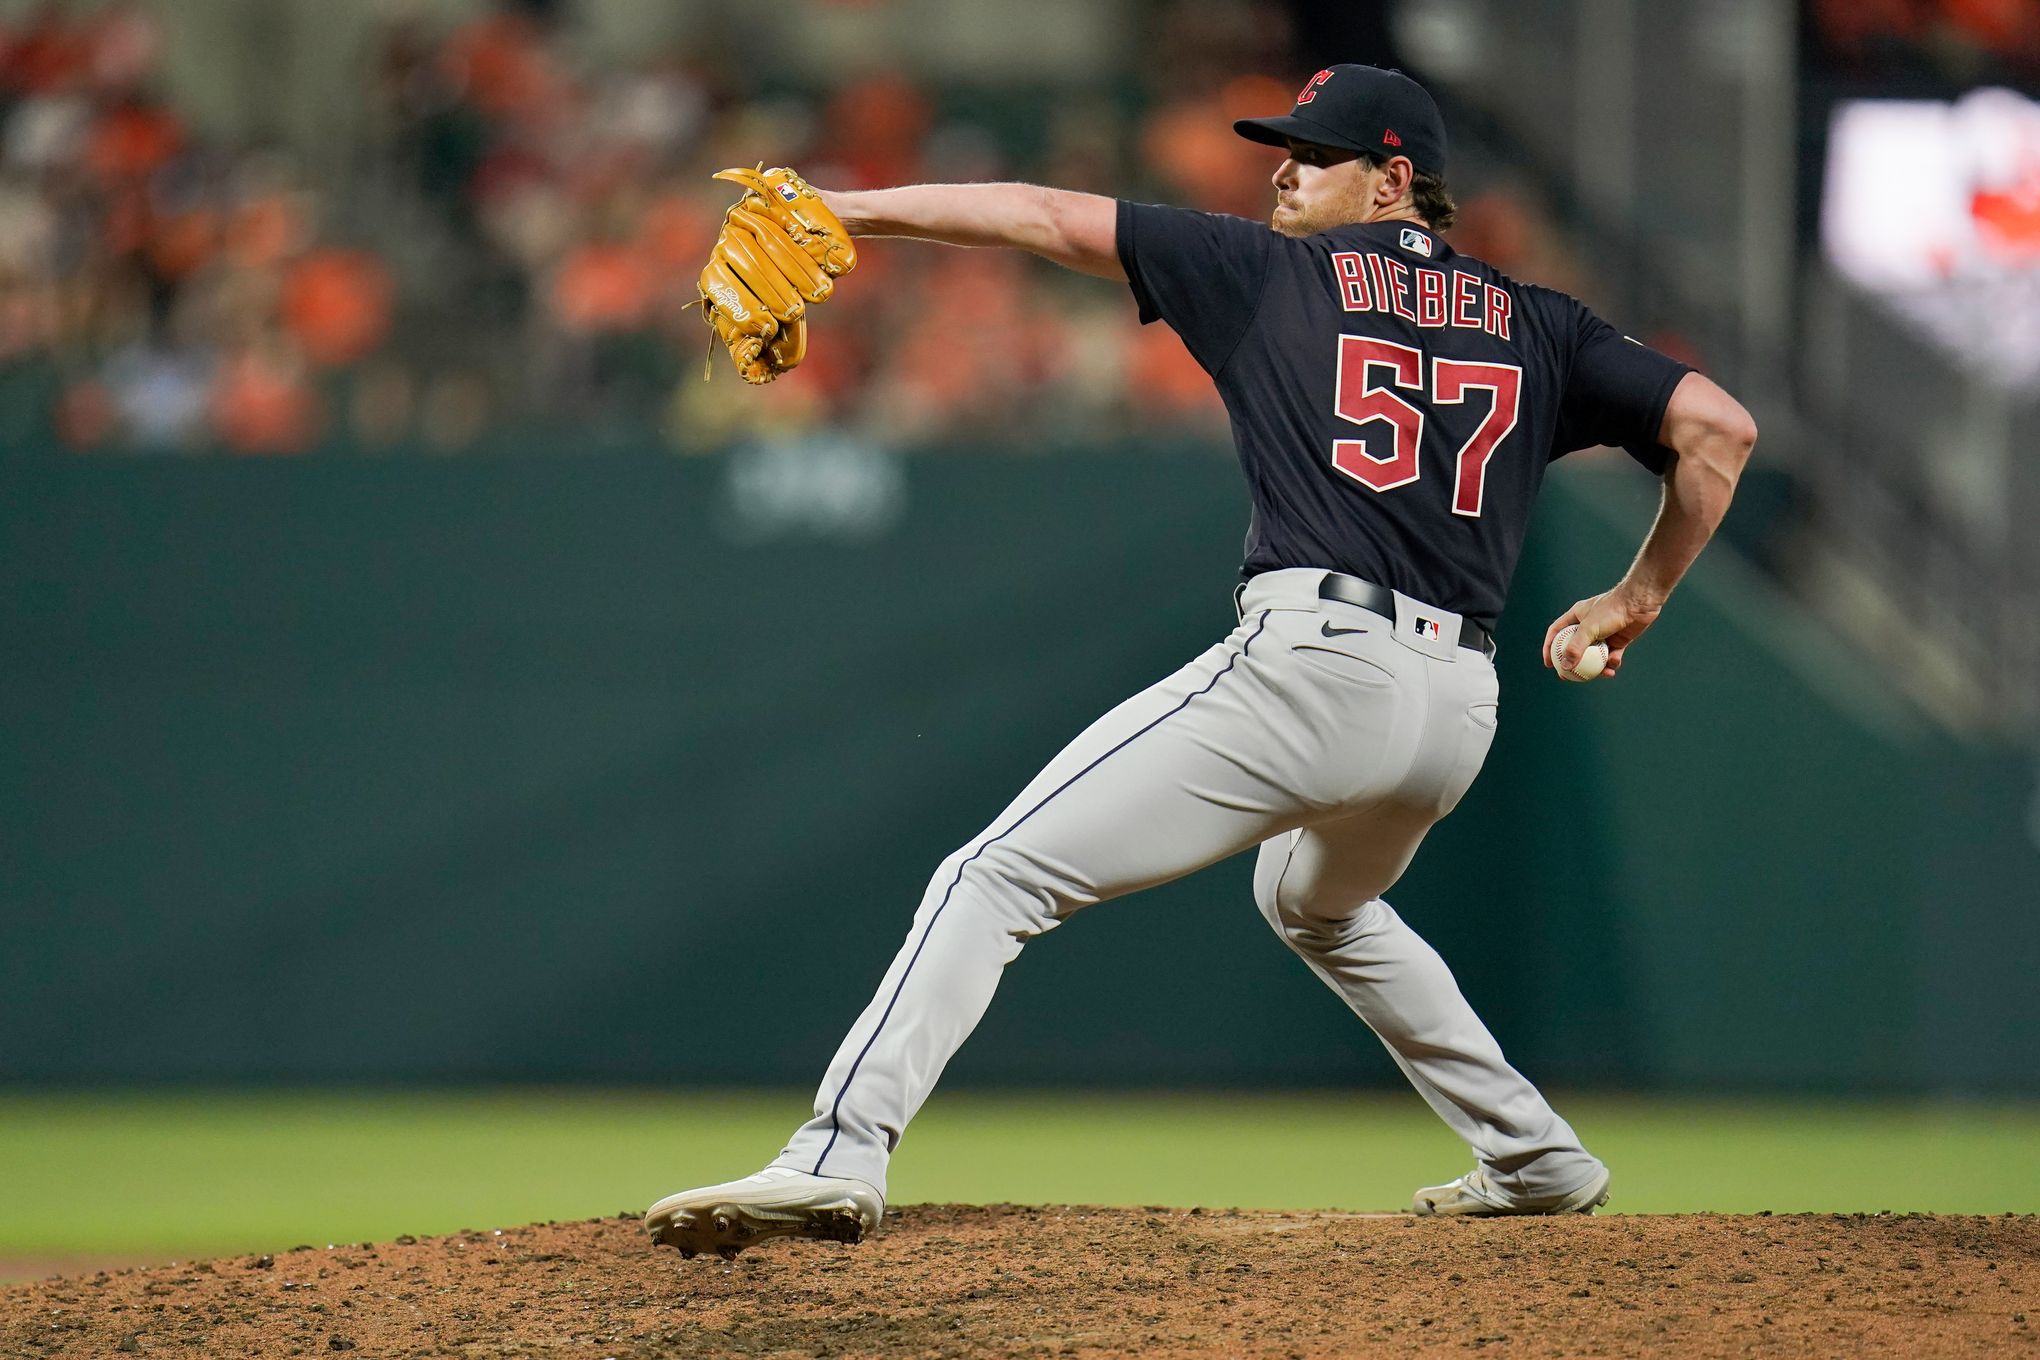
951,631,1308,906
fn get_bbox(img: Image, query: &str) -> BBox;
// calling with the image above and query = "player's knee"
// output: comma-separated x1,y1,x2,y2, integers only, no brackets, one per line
1270,909,1344,955
1255,883,1323,946
921,840,1069,938
976,842,1077,927
1257,887,1380,954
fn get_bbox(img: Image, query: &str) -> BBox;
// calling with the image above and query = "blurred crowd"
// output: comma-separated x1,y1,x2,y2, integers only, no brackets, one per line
1806,0,2040,75
0,2,399,453
0,0,1618,456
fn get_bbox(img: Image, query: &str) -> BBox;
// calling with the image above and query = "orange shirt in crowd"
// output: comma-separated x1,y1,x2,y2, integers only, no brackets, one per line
1127,324,1223,421
147,208,220,283
635,190,717,274
282,249,396,367
1813,0,2040,57
225,193,309,270
822,75,931,188
3,12,87,93
85,99,183,182
441,13,565,128
550,241,652,333
1142,76,1292,220
211,344,321,454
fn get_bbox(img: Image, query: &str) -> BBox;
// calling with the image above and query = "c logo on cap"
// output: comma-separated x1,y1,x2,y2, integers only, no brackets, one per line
1294,68,1333,105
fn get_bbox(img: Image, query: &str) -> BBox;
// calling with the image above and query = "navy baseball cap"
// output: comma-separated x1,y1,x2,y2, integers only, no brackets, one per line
1234,64,1447,178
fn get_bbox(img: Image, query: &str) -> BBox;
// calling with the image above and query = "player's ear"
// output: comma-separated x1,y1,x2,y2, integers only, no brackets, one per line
1377,156,1416,211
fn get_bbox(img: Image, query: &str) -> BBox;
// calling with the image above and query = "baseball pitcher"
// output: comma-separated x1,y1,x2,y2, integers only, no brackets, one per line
649,64,1757,1258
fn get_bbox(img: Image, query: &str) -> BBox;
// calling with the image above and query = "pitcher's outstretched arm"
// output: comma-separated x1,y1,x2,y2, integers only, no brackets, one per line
820,183,1125,281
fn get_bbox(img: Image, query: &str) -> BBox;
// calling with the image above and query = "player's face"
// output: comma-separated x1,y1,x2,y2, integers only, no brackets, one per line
1270,140,1378,237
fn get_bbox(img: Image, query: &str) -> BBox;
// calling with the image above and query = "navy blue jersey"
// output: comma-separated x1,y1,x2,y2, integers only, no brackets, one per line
1116,201,1690,626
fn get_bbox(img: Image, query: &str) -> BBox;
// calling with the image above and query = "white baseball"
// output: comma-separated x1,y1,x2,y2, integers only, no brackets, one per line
1552,624,1609,682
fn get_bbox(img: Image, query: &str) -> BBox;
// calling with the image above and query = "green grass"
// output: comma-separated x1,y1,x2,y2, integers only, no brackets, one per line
2,1090,2036,1264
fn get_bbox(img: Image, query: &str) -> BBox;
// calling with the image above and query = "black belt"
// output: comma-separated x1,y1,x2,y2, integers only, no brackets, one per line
1315,573,1495,659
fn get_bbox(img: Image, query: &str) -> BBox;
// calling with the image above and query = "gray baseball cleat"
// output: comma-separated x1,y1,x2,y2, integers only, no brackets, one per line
1411,1164,1611,1217
644,1167,884,1259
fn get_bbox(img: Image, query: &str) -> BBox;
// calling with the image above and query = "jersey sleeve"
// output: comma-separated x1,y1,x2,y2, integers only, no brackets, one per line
1550,306,1691,474
1115,200,1275,376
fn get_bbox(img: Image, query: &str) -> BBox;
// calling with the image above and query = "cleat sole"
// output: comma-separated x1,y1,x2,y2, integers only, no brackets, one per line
647,1199,870,1260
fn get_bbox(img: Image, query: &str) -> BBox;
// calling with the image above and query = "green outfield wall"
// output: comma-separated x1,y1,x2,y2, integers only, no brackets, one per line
2,442,2034,1092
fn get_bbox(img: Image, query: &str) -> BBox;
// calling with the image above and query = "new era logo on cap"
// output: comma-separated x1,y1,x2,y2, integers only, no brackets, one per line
1383,128,1402,146
1400,227,1433,257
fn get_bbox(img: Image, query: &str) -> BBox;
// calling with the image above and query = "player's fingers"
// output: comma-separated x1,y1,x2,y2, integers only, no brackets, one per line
1573,596,1633,666
1551,599,1598,668
1541,604,1585,669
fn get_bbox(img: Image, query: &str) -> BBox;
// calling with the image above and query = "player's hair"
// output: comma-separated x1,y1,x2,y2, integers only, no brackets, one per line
1357,151,1458,232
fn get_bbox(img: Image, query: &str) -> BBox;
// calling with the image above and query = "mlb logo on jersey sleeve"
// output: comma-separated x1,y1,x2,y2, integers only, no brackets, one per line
1399,227,1433,257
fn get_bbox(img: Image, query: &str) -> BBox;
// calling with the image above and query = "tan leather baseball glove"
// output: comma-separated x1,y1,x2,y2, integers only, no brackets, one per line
697,166,858,384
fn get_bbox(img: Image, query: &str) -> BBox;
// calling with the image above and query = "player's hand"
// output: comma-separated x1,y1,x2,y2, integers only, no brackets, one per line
696,165,857,384
1541,585,1663,679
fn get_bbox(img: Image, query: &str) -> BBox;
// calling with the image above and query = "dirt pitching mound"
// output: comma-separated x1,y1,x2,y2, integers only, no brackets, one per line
4,1206,2034,1358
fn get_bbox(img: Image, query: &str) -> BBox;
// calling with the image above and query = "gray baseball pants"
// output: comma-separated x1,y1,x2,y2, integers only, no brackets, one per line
774,567,1603,1204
